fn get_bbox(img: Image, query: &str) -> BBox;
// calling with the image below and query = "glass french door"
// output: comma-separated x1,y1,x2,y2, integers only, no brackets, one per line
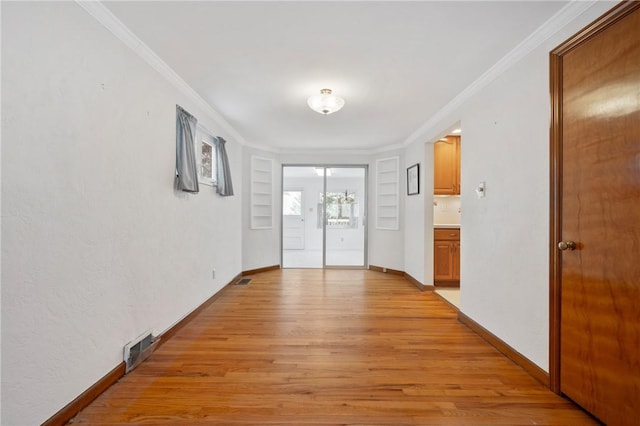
282,165,367,268
324,167,366,267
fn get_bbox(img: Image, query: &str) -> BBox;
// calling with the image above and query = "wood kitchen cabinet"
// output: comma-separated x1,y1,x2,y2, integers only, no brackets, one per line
434,135,460,195
434,228,460,285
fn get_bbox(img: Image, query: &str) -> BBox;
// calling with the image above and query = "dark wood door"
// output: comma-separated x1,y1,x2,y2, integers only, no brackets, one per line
552,3,640,424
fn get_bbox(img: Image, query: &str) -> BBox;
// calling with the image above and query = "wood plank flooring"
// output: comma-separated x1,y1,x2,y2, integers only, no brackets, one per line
70,270,596,425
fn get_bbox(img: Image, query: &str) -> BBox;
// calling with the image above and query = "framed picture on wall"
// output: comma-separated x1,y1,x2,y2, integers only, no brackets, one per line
407,163,419,195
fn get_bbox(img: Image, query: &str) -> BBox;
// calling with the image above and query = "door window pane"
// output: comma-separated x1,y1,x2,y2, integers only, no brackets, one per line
318,191,358,228
283,191,302,216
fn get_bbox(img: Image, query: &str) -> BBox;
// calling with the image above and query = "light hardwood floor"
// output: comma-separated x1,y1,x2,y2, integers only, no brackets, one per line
70,269,596,425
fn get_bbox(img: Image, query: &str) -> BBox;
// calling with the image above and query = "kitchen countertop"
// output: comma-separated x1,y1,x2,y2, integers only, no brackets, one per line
434,224,460,229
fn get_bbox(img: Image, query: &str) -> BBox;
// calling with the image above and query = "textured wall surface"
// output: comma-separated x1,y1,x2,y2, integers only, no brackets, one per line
403,141,431,284
1,3,242,424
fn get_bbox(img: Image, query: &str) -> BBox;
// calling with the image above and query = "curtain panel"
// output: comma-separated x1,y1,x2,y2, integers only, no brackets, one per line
175,105,199,193
215,137,234,196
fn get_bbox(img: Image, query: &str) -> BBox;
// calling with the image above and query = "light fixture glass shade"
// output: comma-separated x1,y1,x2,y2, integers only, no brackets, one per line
307,88,345,115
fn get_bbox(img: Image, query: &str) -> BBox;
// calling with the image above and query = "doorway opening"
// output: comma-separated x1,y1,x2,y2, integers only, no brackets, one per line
281,165,368,269
432,127,462,308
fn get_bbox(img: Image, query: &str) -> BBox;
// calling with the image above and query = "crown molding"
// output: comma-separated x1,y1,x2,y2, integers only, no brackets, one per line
269,142,404,156
402,0,598,148
242,143,370,157
242,141,281,154
75,0,248,146
279,148,377,157
371,142,405,155
243,141,399,157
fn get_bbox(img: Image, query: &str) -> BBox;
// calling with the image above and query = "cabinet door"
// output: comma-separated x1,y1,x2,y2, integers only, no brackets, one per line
434,139,457,195
452,242,460,280
434,241,454,280
454,137,461,194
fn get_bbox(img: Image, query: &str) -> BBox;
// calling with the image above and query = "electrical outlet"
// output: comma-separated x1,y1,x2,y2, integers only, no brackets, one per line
212,269,216,279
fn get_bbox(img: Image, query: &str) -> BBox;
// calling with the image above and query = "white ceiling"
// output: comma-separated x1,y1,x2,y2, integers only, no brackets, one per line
103,1,568,152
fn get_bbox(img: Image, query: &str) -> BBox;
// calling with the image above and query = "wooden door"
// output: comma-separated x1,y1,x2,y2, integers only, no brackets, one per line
550,3,640,425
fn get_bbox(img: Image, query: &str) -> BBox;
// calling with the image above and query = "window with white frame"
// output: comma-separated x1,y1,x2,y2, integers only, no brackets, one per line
195,128,217,186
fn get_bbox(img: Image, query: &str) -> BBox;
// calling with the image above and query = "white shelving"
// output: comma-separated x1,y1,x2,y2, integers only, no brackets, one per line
375,157,399,230
251,156,273,229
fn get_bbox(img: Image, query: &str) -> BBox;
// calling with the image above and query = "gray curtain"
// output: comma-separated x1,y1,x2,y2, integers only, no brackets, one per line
175,105,199,193
215,137,234,196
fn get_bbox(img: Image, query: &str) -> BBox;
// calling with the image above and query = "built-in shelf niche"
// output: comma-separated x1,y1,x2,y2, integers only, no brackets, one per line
375,156,399,230
251,156,273,229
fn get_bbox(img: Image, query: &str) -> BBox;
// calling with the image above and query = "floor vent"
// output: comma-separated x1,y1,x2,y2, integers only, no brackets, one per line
124,331,160,374
236,278,252,285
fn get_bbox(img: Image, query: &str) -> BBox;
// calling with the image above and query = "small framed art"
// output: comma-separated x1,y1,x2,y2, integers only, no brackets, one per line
407,163,419,195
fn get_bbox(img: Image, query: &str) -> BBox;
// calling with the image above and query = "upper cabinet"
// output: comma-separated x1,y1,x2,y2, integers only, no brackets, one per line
434,135,460,195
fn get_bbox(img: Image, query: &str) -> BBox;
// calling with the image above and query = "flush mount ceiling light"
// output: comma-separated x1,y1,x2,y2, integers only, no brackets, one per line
307,88,345,115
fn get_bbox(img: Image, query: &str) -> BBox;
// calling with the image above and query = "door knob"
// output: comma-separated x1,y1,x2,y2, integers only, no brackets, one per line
558,241,577,251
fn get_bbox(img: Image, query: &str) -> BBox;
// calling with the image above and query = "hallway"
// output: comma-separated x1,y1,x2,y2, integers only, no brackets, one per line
71,270,595,425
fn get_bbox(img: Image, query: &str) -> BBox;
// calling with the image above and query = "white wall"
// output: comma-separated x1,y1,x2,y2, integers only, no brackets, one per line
402,2,614,370
1,3,242,424
458,55,551,367
402,143,429,283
